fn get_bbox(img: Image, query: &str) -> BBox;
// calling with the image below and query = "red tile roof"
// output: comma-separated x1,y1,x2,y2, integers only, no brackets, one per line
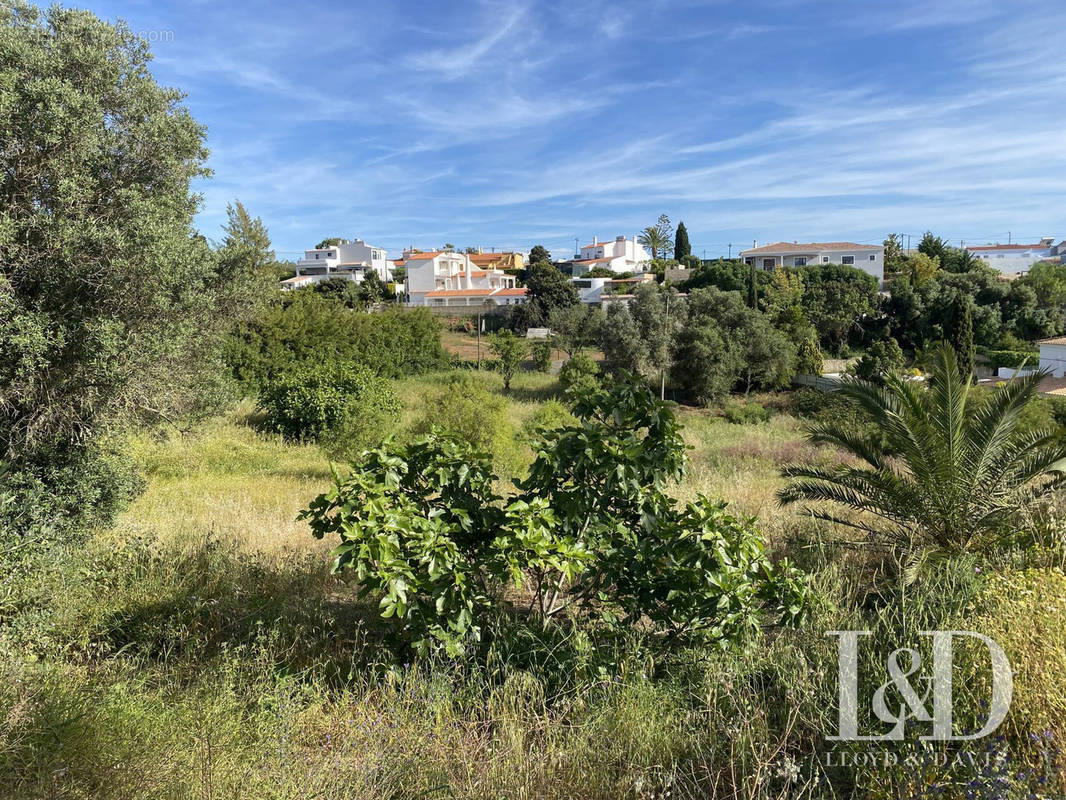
494,288,528,296
405,251,449,261
467,252,516,265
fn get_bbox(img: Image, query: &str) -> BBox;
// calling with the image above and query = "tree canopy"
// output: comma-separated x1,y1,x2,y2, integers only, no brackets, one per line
1,2,264,538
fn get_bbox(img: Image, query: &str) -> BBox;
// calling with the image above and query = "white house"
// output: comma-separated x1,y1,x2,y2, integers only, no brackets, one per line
293,239,391,284
572,274,655,305
1037,337,1066,377
565,236,652,276
738,241,884,283
405,250,527,307
966,238,1063,277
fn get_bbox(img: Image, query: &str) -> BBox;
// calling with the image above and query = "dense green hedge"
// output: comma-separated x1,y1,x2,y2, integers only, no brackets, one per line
227,292,448,392
979,348,1040,369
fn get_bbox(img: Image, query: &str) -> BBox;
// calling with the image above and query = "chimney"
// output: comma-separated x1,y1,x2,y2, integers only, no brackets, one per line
593,236,598,246
464,253,472,290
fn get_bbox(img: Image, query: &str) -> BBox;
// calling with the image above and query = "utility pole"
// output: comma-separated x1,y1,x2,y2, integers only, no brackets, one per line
728,243,732,259
1008,231,1012,244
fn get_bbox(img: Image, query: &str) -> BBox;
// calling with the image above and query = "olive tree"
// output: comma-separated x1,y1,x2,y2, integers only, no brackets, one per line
0,3,261,541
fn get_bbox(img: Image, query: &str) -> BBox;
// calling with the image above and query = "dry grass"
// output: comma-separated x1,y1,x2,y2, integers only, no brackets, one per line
673,408,817,534
118,373,565,557
119,402,332,556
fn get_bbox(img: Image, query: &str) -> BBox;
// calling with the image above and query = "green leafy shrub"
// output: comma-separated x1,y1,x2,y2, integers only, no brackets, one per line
851,337,905,383
302,375,808,658
411,373,522,474
490,330,526,390
0,441,142,558
723,401,771,425
558,352,601,398
228,293,447,392
521,400,577,437
796,335,823,375
258,362,398,455
530,340,553,373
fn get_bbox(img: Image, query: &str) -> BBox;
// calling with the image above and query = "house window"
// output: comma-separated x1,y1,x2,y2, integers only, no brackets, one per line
841,256,855,265
762,258,775,268
869,254,876,261
794,257,807,267
744,258,755,265
822,256,830,263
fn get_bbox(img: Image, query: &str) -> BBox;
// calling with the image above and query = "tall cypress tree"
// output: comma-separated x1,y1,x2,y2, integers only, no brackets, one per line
674,221,691,260
747,262,758,309
951,295,975,379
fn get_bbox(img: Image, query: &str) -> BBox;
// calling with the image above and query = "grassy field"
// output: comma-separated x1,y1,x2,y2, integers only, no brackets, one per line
2,367,1064,799
119,371,809,557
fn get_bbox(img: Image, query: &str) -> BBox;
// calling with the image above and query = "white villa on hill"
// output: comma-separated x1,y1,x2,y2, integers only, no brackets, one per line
966,238,1065,277
405,250,527,307
738,241,884,283
564,236,652,276
283,239,391,289
572,274,655,304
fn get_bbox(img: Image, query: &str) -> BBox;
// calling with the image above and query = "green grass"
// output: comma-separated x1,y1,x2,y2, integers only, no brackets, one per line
2,372,1064,799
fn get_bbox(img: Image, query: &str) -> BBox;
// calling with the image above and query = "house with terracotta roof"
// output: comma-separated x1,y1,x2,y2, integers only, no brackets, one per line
404,250,527,308
292,238,391,285
561,235,652,276
966,237,1063,277
738,241,884,282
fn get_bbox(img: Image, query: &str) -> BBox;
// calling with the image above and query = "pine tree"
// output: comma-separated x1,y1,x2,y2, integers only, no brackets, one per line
674,222,691,260
222,200,277,275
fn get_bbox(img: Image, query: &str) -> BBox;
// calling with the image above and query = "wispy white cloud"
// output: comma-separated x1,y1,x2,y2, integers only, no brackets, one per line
101,0,1066,256
406,1,532,80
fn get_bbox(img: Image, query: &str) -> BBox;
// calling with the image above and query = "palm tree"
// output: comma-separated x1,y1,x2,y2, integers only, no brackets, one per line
779,344,1066,560
638,226,670,260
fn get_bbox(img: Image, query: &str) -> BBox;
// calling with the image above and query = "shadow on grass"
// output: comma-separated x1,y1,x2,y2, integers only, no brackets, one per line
62,536,395,688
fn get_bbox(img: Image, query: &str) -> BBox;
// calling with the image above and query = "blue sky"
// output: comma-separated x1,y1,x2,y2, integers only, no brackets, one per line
79,0,1066,260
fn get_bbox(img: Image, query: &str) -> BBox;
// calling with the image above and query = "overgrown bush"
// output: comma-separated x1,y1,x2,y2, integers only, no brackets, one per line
228,292,447,392
302,375,808,658
559,352,602,398
0,440,143,559
850,337,905,383
258,362,398,456
530,339,553,372
521,399,576,436
723,400,771,425
411,372,523,475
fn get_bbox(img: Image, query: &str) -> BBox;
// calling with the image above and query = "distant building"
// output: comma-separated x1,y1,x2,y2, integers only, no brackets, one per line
966,238,1063,277
573,274,657,306
292,239,390,284
738,241,884,283
1037,336,1066,377
405,250,527,307
561,235,652,276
